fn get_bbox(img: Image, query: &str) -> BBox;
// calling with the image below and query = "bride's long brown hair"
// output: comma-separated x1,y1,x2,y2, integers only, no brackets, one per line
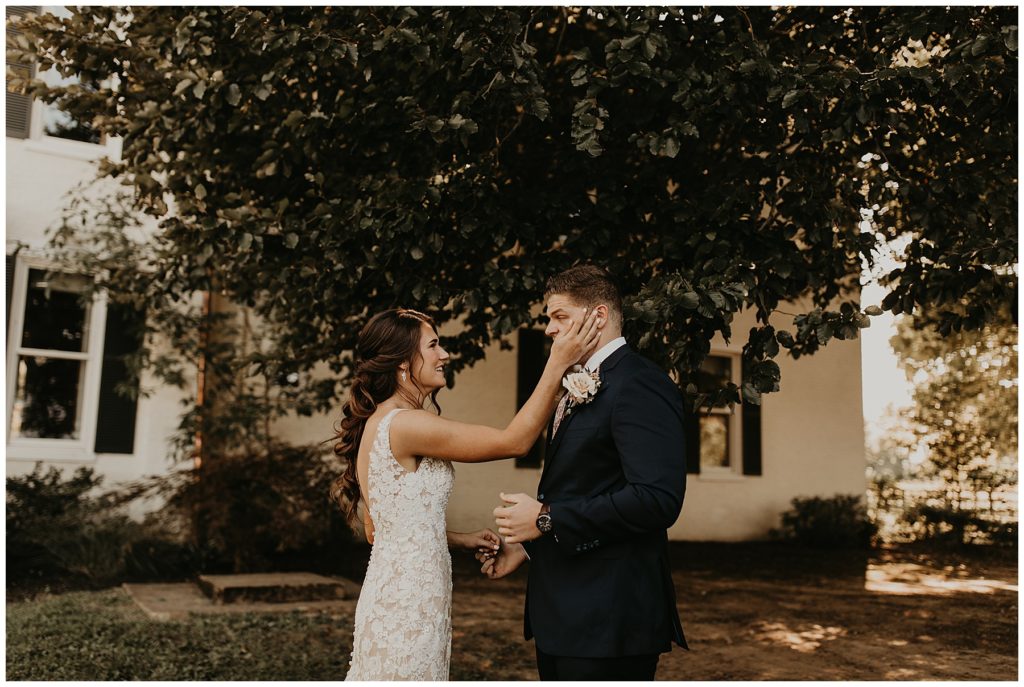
329,308,442,526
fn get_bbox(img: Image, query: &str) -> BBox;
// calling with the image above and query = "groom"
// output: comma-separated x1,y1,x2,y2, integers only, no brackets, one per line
484,264,688,681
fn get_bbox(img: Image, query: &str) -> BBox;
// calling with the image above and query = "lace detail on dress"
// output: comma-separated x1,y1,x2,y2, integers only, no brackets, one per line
346,408,455,681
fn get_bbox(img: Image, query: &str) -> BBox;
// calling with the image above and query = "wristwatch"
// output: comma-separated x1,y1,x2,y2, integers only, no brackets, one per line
535,503,553,534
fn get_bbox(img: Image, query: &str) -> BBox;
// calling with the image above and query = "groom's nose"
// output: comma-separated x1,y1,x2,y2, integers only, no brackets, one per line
544,322,558,338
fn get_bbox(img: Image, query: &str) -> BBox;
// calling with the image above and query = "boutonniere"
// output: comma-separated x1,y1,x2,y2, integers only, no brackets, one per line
562,366,602,413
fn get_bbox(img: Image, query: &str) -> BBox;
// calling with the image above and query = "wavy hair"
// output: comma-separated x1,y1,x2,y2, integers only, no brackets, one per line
329,308,441,526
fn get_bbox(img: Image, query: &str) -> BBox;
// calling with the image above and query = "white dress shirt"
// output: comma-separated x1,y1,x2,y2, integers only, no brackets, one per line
584,336,627,372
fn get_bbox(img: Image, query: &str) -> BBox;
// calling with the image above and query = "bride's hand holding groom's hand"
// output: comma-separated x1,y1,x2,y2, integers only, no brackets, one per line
447,528,502,554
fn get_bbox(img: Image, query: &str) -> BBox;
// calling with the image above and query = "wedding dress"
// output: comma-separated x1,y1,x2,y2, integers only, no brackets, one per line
346,407,455,681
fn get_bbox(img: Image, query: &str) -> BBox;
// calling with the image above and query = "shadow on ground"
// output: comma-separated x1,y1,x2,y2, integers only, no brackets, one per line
5,542,1017,680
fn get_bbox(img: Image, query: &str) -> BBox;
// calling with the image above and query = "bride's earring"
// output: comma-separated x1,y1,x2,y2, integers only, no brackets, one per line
401,371,407,382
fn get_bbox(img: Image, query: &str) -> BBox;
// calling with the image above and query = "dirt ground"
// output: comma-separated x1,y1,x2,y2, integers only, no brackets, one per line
441,542,1018,681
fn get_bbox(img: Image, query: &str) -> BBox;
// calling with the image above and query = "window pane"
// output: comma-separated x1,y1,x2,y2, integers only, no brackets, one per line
699,414,729,469
696,355,732,391
21,269,90,351
10,356,84,440
38,64,102,144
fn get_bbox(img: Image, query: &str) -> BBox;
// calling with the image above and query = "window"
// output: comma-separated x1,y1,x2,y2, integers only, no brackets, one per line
38,67,102,144
6,255,141,459
7,5,108,148
684,352,763,477
9,267,91,440
515,328,550,469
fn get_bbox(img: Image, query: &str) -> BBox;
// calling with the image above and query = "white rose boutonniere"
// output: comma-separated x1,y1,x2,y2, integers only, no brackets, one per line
562,368,602,412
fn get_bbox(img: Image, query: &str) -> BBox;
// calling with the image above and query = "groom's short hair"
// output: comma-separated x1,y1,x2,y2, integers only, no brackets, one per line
545,264,623,327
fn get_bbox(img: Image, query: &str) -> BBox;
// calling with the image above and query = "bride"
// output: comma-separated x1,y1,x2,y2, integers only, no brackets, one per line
331,306,601,681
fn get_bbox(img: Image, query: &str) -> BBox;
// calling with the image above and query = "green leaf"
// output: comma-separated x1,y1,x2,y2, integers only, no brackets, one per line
621,35,641,50
1002,25,1017,51
226,83,241,106
642,37,657,60
410,247,424,260
284,232,299,249
662,137,680,158
782,90,801,108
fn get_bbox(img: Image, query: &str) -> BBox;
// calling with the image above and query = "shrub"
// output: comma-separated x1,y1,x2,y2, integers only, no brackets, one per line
6,464,151,586
147,441,354,573
773,494,878,548
902,503,1019,546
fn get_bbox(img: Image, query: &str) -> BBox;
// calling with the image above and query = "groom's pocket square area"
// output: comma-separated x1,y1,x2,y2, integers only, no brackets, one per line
563,418,606,432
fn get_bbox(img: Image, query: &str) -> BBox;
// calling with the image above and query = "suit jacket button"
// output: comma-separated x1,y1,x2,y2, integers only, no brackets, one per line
538,493,545,500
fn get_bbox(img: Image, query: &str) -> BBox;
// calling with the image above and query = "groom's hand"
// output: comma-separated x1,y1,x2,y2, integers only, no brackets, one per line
494,492,543,544
478,541,528,579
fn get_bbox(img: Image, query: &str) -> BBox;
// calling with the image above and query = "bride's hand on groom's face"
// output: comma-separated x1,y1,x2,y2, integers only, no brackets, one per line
550,308,602,370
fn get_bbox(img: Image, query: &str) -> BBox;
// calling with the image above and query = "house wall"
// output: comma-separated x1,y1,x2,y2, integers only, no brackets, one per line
272,297,867,542
6,131,190,517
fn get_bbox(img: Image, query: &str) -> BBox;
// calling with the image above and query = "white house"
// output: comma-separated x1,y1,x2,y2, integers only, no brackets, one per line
5,6,867,540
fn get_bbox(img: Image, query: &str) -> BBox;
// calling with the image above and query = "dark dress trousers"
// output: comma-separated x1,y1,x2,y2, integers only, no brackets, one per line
522,345,688,673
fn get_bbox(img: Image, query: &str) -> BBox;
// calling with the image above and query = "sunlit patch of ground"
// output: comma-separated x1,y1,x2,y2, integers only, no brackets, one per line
749,621,847,653
866,562,1019,595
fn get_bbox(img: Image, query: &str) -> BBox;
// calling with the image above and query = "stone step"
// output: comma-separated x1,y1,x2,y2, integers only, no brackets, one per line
196,572,358,604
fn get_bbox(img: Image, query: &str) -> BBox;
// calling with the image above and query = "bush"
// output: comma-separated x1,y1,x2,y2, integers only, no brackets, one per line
773,494,878,548
6,464,152,586
902,503,1019,546
148,441,354,573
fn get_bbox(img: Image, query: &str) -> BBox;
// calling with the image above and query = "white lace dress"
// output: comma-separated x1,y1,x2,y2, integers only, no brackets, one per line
346,408,455,681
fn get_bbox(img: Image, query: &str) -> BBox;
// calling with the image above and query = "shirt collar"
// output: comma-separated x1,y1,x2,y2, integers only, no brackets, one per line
584,336,627,372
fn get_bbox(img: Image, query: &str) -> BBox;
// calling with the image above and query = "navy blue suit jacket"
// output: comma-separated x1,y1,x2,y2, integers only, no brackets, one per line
522,345,688,657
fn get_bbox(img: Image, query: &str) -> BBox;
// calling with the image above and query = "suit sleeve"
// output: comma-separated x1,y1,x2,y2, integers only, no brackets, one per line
546,367,687,555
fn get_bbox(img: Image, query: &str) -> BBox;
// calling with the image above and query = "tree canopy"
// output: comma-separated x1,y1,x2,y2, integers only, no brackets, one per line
10,6,1018,413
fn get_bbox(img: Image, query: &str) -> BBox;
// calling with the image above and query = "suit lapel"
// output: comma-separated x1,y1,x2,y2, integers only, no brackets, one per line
544,345,631,467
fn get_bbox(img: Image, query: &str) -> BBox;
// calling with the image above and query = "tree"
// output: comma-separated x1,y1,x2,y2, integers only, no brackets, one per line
9,6,1017,418
890,305,1018,543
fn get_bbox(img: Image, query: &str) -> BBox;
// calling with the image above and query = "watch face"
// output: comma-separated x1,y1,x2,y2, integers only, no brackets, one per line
537,513,552,533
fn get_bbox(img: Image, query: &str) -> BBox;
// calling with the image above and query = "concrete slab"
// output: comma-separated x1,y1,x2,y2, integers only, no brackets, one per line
197,571,356,604
123,578,361,621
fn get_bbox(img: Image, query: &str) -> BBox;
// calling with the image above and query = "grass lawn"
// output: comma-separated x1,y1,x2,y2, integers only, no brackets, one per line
6,542,1018,680
5,589,355,680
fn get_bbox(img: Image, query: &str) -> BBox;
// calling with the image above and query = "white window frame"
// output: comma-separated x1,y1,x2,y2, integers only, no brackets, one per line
696,350,746,481
6,254,108,462
15,6,123,163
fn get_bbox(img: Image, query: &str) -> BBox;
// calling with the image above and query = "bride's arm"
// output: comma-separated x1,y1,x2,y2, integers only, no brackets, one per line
363,506,375,545
392,310,601,463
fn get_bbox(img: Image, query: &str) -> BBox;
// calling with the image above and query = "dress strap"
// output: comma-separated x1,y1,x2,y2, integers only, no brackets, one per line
372,407,409,461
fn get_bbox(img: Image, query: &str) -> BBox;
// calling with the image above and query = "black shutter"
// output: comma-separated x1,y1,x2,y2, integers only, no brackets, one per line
6,254,15,340
514,328,547,469
683,403,700,474
93,302,143,454
6,6,37,139
741,359,763,476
